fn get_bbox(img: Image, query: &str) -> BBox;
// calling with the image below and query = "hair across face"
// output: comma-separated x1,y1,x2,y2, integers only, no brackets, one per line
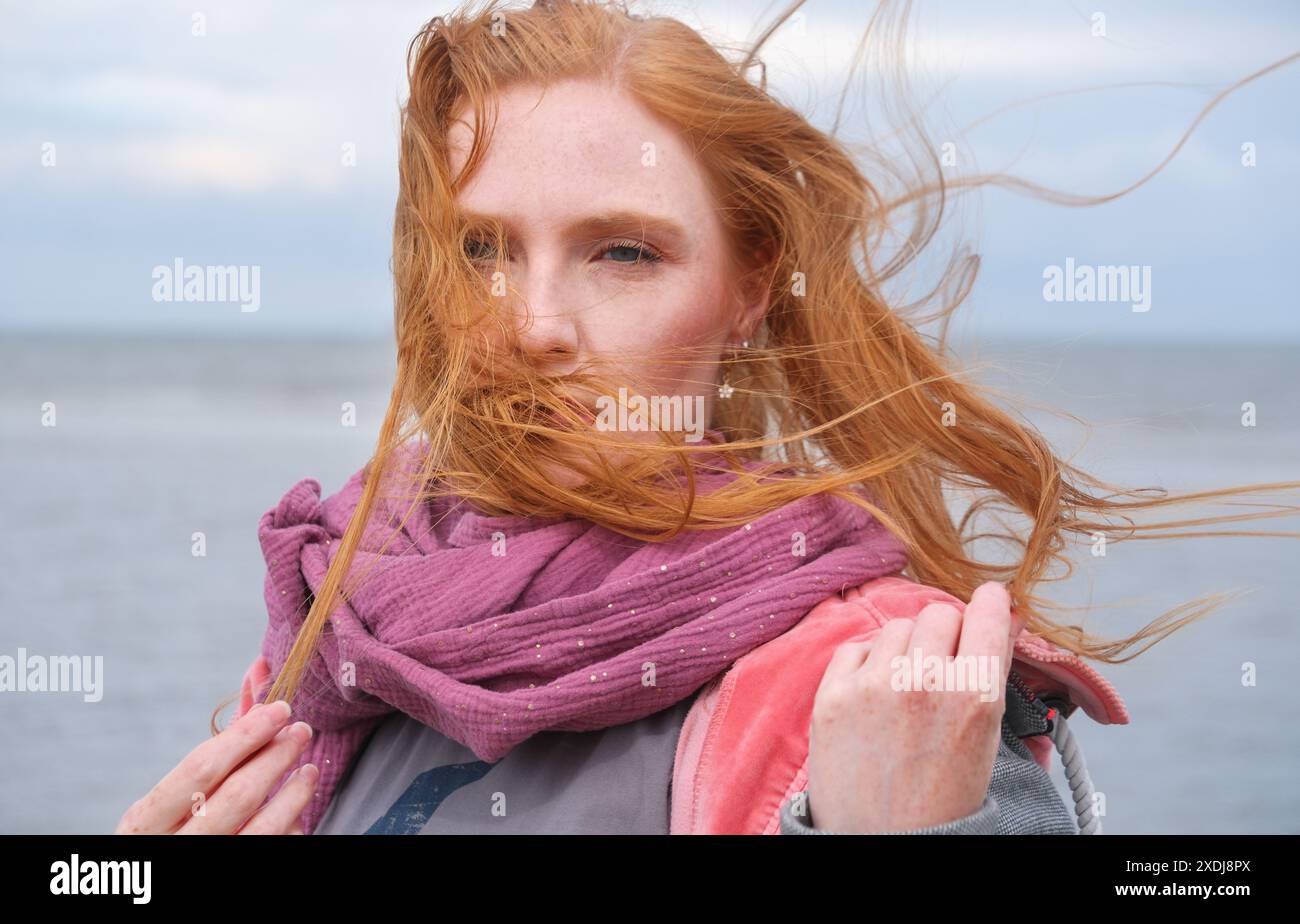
445,77,766,479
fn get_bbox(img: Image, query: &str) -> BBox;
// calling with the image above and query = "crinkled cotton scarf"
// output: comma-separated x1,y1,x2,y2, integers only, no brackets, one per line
253,435,909,833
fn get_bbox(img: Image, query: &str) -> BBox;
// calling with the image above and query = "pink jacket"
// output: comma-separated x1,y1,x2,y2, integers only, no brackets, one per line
237,574,1128,834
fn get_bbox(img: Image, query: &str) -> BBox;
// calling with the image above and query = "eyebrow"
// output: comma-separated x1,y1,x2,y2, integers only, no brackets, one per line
457,209,691,251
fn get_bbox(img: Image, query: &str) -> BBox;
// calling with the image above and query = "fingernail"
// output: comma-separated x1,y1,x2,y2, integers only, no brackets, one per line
269,700,291,720
291,720,313,741
301,763,320,782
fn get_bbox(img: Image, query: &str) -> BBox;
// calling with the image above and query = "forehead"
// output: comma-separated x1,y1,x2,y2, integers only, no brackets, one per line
446,78,723,241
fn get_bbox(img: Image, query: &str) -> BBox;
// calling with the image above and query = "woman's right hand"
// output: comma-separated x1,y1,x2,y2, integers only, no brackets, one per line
114,699,319,834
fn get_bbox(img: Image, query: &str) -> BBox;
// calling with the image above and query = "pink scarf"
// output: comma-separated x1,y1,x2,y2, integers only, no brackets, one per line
255,436,909,833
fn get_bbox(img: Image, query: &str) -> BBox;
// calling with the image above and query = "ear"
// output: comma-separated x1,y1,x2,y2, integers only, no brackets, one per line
730,241,776,342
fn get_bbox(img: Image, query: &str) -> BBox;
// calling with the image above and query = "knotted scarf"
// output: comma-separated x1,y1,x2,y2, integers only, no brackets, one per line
254,434,909,833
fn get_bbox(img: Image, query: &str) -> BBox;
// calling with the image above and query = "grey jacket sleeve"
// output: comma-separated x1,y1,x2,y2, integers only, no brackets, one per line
779,678,1081,835
780,789,1000,834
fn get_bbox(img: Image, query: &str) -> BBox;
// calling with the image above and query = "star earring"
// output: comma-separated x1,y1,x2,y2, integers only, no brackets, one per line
718,339,749,399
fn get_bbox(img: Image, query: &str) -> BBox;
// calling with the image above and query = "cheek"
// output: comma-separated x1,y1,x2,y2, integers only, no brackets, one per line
592,268,731,391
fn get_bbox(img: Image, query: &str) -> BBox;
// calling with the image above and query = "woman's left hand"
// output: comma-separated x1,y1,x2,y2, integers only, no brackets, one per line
805,581,1025,833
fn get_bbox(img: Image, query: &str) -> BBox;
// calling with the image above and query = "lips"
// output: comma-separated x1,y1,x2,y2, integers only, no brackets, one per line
552,395,596,426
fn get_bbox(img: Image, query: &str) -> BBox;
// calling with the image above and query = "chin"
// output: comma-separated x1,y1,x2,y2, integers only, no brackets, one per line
531,437,640,491
536,458,589,490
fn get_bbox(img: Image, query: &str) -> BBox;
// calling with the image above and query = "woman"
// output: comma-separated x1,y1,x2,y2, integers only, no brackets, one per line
114,0,1296,835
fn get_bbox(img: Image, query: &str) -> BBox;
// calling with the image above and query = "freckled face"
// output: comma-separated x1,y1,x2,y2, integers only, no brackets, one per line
445,78,761,472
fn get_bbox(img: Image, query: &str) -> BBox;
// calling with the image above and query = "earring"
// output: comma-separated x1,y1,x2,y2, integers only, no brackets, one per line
718,340,749,399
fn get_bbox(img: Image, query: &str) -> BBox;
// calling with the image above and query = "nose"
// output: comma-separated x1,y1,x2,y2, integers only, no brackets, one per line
509,266,580,375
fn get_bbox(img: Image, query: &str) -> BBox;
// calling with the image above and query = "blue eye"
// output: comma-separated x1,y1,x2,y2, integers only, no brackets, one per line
464,237,499,261
600,240,663,265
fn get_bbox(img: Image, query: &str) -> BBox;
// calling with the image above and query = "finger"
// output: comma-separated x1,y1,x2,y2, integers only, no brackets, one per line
822,612,913,678
121,700,295,833
957,582,1012,661
179,720,314,834
957,583,1015,699
858,615,917,682
901,601,963,668
822,637,876,678
884,601,962,693
237,763,320,835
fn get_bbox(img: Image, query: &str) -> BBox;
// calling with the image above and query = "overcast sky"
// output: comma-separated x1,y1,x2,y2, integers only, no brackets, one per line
2,0,1297,342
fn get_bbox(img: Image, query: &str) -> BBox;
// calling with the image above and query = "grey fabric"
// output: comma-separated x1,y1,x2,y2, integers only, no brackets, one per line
314,695,694,834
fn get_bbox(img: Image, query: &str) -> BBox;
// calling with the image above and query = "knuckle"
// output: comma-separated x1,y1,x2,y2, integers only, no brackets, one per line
221,777,259,809
827,639,869,667
830,638,862,656
810,684,838,718
879,618,911,638
812,682,855,720
221,715,262,746
180,748,220,785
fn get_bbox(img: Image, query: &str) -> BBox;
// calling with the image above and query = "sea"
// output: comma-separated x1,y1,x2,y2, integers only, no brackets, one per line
1,334,1297,833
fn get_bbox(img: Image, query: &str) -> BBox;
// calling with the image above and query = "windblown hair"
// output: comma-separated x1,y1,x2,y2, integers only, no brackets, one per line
223,0,1300,724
